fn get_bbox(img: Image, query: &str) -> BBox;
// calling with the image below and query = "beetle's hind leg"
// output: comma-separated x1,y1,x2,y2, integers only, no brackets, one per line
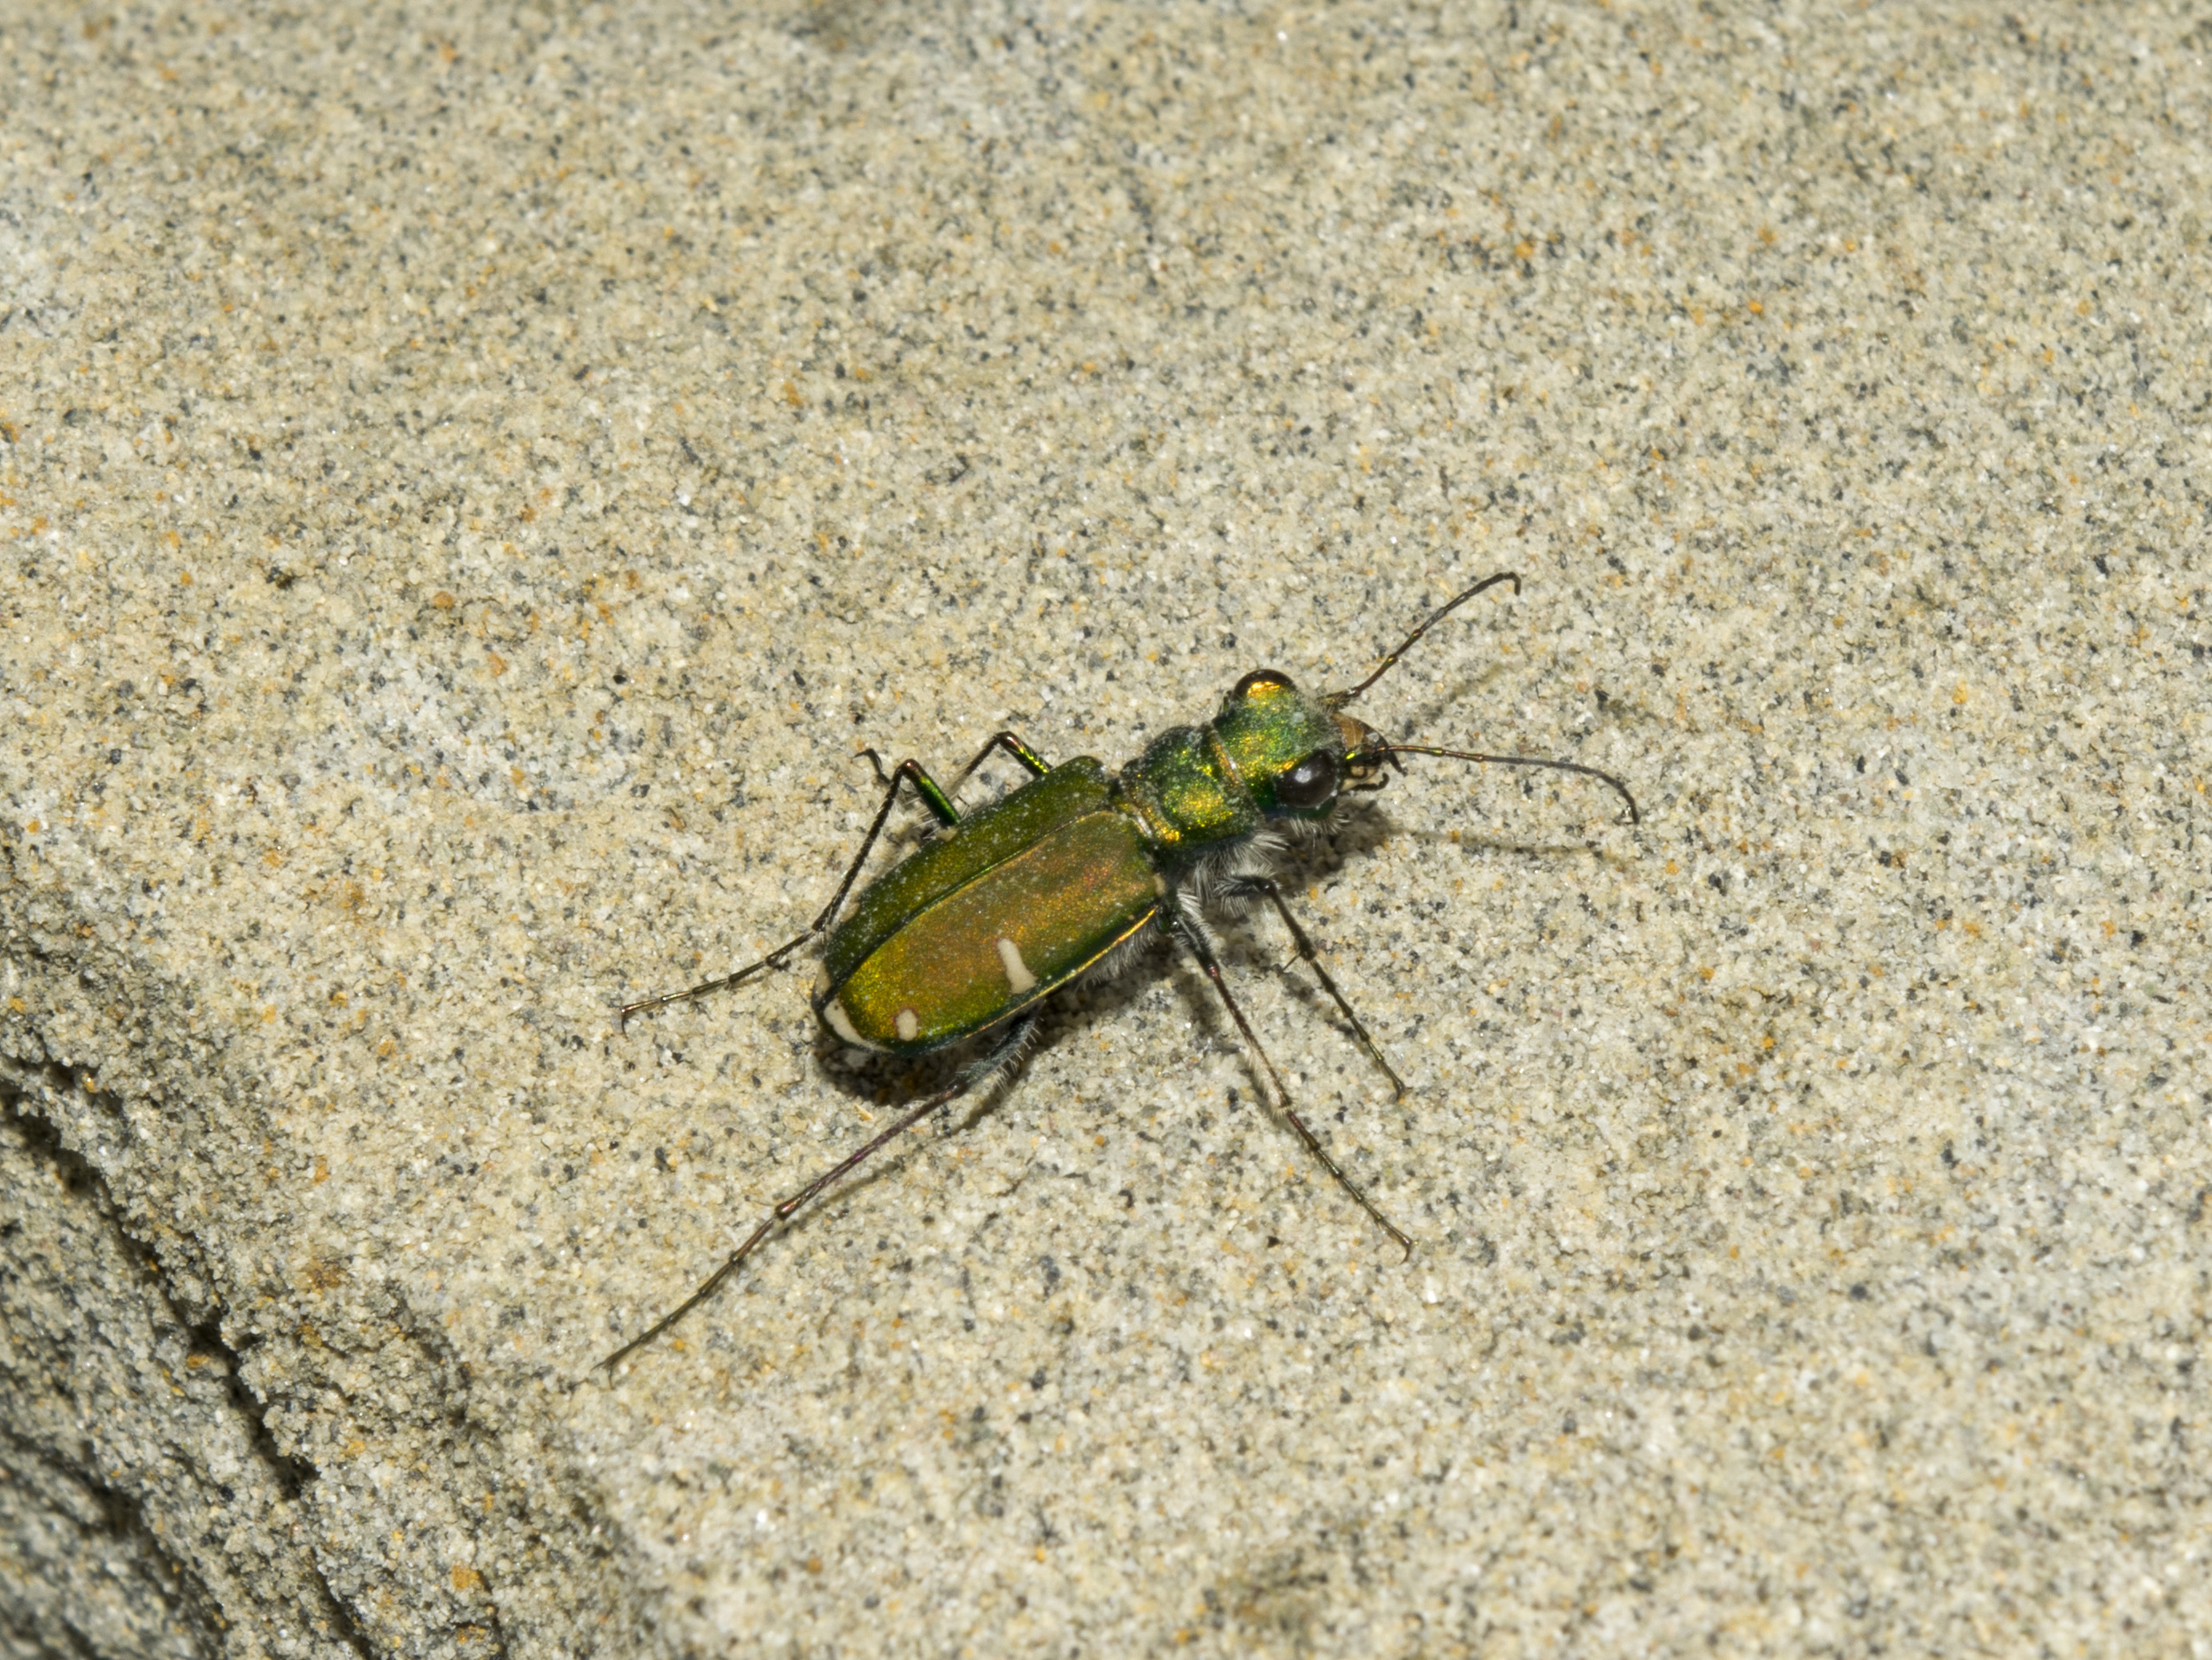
617,925,816,1029
618,749,968,1027
1167,903,1411,1259
1223,876,1406,1100
600,1011,1038,1372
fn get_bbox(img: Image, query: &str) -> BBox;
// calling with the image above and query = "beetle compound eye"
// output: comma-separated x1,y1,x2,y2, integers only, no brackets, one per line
1232,668,1296,700
1276,748,1340,810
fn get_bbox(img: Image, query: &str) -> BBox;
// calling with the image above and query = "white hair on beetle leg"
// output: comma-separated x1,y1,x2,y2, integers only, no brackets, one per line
1187,826,1290,917
1171,886,1226,959
1233,825,1294,876
963,1011,1041,1091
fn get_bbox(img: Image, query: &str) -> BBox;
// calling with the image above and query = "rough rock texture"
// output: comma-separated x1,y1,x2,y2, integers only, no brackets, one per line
3,1,2207,1655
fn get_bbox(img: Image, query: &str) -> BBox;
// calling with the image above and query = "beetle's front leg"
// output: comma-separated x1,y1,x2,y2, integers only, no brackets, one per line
1167,901,1411,1258
1214,874,1406,1099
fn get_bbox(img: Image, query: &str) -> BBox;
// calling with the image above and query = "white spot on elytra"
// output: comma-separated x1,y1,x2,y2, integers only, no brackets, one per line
996,936,1037,994
822,999,869,1048
1152,872,1168,897
895,1007,921,1042
811,964,832,999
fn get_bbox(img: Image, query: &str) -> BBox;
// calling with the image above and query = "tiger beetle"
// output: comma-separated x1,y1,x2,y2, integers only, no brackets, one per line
601,573,1638,1371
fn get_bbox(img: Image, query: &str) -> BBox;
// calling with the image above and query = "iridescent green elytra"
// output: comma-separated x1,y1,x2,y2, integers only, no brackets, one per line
812,673,1353,1056
603,574,1640,1372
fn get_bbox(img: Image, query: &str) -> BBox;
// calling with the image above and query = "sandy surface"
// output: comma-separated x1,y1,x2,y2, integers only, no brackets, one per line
4,3,2207,1655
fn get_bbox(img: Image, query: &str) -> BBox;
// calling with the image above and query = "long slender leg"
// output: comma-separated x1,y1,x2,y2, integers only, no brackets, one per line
949,730,1051,795
1226,876,1406,1099
600,1014,1036,1372
1169,906,1411,1257
853,749,964,831
618,752,963,1027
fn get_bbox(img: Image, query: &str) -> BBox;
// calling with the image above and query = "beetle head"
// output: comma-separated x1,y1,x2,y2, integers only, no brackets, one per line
1205,573,1638,831
1213,668,1386,820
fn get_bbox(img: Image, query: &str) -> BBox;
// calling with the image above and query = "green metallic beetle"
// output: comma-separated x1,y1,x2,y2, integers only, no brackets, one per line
603,573,1638,1370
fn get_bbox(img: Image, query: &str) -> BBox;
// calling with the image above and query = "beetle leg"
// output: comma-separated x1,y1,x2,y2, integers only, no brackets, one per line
949,730,1052,796
616,926,818,1030
854,749,962,830
618,751,962,1027
1232,876,1406,1100
600,1013,1037,1372
1168,906,1412,1259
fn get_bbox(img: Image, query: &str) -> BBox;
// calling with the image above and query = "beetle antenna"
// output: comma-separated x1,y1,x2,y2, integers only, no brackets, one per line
1331,572,1521,706
1380,744,1641,826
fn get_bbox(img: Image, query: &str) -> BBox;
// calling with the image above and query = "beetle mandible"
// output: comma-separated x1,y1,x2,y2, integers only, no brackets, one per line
602,573,1638,1370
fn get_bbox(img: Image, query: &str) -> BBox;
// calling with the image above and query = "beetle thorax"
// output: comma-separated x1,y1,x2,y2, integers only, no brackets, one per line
1113,671,1348,863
